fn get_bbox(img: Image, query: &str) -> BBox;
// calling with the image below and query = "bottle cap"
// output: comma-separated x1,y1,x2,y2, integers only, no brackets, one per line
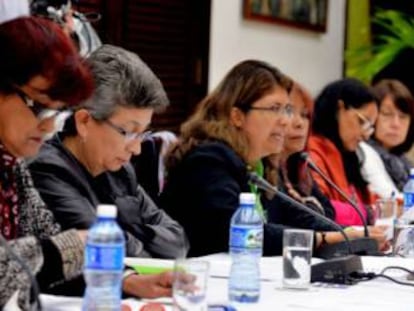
239,192,255,205
96,204,117,218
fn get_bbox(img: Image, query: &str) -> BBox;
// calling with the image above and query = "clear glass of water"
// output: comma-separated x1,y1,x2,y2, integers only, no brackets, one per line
173,259,209,311
375,198,397,240
393,222,414,257
283,229,313,289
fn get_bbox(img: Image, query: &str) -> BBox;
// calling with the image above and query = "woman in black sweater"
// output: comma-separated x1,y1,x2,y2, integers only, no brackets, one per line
160,60,295,257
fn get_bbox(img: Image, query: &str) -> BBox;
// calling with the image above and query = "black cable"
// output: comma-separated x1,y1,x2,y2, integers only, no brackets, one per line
350,272,376,282
374,274,414,287
351,269,414,287
380,266,414,275
0,234,42,311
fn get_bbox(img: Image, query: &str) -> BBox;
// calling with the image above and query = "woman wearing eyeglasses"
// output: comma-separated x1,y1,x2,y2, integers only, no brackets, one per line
263,82,387,250
359,79,414,200
159,60,294,257
29,45,188,295
0,16,93,310
308,78,379,226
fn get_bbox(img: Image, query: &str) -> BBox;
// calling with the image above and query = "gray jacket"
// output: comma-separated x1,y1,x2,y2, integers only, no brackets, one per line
29,134,188,260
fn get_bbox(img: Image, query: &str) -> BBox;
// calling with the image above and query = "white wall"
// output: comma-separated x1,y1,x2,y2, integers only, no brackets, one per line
208,0,346,95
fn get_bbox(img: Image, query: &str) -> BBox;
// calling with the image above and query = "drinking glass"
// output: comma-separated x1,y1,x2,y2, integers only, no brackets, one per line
283,229,313,289
173,259,209,311
375,198,397,240
393,222,414,257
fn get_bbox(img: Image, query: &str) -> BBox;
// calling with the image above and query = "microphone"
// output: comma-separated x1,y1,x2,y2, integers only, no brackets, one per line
299,152,369,237
248,172,379,259
0,234,42,311
248,172,352,254
248,172,375,284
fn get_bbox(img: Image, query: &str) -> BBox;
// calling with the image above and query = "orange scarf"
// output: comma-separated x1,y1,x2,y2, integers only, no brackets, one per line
308,135,369,204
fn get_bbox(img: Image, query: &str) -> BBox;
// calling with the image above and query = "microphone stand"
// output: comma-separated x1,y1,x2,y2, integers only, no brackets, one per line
300,152,369,237
248,172,380,259
248,172,366,284
248,172,353,254
248,172,384,285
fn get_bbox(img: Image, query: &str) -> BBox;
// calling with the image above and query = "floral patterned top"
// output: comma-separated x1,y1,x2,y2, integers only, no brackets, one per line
0,155,84,310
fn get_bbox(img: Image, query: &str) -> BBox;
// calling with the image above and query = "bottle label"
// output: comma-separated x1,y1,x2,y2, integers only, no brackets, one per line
230,225,263,250
404,192,414,210
85,243,124,270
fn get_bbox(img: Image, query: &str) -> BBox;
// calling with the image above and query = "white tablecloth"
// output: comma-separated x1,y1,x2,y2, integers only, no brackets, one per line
42,255,414,311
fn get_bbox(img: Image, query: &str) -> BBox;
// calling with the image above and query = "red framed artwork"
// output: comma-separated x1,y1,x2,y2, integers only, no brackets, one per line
243,0,328,33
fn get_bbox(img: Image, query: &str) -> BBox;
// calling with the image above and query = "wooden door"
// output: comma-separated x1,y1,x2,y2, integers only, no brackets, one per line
74,0,211,132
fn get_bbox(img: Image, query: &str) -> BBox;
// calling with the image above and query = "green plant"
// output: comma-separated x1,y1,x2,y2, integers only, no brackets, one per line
346,9,414,84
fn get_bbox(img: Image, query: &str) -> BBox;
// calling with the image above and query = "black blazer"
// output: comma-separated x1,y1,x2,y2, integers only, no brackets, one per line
159,140,290,257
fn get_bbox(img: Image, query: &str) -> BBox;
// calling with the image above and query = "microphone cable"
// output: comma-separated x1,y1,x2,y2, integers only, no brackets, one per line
351,265,414,287
350,267,414,287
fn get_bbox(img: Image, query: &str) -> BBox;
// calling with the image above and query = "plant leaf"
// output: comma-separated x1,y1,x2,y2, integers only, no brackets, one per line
346,9,414,83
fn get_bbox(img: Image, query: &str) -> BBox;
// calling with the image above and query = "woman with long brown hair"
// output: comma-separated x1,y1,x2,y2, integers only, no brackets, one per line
160,60,293,256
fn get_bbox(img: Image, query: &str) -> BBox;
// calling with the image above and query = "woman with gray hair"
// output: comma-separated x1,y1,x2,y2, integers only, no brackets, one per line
29,44,188,297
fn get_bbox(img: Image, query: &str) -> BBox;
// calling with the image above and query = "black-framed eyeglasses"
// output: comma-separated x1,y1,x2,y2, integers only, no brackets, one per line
248,104,294,118
15,88,67,120
103,119,152,143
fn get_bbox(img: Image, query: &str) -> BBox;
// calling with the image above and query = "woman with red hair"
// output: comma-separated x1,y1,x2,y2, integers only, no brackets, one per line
265,82,334,218
0,16,177,310
0,16,94,310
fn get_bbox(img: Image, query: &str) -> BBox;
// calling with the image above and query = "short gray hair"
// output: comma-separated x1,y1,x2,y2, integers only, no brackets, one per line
81,44,169,120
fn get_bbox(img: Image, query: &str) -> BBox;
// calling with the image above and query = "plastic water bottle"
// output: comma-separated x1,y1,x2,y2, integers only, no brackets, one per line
393,169,414,257
402,168,414,223
228,192,263,303
83,205,125,311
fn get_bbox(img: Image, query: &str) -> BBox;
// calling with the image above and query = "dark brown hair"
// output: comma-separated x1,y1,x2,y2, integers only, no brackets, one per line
372,79,414,154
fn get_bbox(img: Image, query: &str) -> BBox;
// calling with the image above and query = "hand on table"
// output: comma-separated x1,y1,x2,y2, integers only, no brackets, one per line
346,225,390,251
123,271,173,299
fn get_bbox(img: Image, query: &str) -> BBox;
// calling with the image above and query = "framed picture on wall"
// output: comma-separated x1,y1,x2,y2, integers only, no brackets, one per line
243,0,328,33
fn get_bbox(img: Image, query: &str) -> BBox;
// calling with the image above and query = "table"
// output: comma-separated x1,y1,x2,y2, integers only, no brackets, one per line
42,255,414,311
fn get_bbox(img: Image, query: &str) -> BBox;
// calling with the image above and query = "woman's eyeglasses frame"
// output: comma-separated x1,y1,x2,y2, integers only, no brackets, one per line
103,119,152,143
353,109,375,137
14,87,67,121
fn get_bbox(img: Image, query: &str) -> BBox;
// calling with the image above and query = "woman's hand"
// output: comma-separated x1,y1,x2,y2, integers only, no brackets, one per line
344,226,390,251
367,225,391,251
320,226,390,252
122,271,173,299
